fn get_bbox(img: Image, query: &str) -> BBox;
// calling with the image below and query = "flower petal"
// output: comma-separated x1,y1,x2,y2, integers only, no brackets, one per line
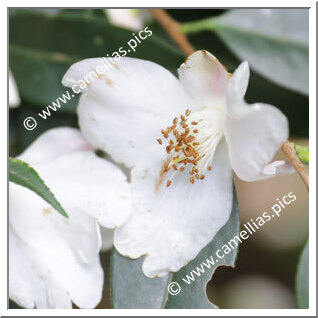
260,160,294,179
62,57,195,168
18,127,94,165
226,61,249,105
10,179,101,262
37,151,131,229
114,139,233,277
9,70,20,108
178,50,229,109
10,151,131,264
224,62,289,182
9,230,103,309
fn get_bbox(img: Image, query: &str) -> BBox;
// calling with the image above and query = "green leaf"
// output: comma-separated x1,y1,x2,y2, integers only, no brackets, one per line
182,9,309,95
296,239,309,309
110,251,170,309
110,187,239,308
9,9,183,113
9,157,68,218
295,144,309,164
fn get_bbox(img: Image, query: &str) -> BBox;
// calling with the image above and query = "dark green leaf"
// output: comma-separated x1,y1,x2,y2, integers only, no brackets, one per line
9,157,68,218
110,188,239,308
296,239,309,309
9,300,23,309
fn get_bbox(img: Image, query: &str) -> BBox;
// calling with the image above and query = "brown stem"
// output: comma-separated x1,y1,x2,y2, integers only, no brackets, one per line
281,141,309,190
151,9,309,191
149,9,195,56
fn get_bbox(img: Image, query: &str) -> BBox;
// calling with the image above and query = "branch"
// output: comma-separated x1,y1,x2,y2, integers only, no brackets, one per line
149,9,195,56
281,141,309,191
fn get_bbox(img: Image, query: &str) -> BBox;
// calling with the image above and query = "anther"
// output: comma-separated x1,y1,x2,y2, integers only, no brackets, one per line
185,109,191,116
190,176,195,184
157,138,162,145
166,180,172,187
208,166,212,171
191,121,198,125
186,136,195,143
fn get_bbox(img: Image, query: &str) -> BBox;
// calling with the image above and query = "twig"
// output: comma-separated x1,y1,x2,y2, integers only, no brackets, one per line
281,141,309,191
149,9,195,56
151,9,309,191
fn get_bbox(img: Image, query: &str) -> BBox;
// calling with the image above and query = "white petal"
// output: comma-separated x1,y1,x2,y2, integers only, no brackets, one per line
62,57,195,168
9,70,20,108
178,50,229,109
37,151,131,229
114,139,233,277
10,151,131,264
10,181,101,264
260,160,294,179
224,62,289,182
18,127,94,165
9,230,102,309
226,61,249,105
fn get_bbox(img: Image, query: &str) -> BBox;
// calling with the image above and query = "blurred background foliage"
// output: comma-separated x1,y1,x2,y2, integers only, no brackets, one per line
9,8,309,309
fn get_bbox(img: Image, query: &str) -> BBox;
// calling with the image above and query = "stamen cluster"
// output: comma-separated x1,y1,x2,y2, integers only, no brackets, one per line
157,109,212,187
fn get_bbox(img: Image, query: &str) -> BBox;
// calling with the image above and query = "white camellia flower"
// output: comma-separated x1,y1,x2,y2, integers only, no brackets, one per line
9,127,131,308
62,50,293,277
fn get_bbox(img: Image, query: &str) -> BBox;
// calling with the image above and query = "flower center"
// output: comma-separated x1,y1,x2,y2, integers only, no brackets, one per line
157,108,223,187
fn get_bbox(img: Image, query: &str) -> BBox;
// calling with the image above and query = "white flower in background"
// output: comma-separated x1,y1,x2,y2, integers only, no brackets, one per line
106,9,148,31
9,127,131,308
9,70,20,108
62,50,293,277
